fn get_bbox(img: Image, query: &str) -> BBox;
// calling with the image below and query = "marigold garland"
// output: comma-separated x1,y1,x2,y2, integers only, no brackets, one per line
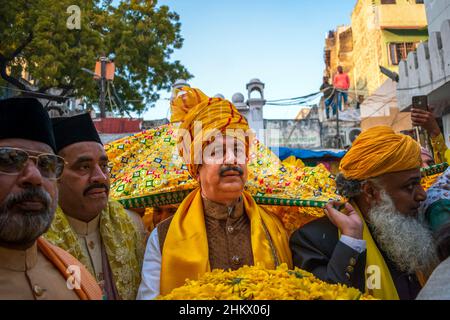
159,264,376,300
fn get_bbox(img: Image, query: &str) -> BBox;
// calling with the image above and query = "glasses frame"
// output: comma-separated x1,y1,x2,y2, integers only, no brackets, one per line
0,147,67,180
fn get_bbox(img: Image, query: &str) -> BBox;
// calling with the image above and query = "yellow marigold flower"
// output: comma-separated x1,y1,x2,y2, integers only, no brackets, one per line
158,264,377,300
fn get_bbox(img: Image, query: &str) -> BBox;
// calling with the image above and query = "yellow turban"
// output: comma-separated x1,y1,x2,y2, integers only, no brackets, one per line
339,126,421,180
171,86,250,177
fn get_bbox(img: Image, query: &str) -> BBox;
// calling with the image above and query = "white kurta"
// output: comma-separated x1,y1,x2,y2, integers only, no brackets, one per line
136,228,161,300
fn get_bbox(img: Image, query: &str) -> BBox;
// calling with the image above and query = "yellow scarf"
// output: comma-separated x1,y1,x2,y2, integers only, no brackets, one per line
44,200,144,300
352,203,399,300
160,188,293,295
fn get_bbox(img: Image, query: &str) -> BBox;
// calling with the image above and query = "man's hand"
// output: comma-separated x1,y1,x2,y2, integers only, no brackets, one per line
324,201,363,240
411,108,441,138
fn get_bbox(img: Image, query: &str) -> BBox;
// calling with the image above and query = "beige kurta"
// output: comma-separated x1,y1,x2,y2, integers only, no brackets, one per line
65,214,119,299
66,211,145,279
65,210,145,300
0,243,80,300
66,215,103,281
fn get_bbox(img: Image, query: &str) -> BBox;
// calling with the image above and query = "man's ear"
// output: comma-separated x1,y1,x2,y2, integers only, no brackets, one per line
361,180,381,204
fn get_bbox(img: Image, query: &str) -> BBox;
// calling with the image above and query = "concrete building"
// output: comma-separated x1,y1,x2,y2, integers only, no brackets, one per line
323,0,429,136
324,25,354,89
360,78,412,132
264,105,322,149
351,0,428,97
231,78,266,144
397,0,450,147
229,78,326,149
325,0,428,100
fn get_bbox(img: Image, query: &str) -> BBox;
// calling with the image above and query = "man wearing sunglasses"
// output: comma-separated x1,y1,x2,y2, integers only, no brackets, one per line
0,98,102,299
44,113,145,300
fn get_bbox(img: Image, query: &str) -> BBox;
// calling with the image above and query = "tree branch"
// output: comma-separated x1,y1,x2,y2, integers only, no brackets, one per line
10,32,33,59
0,53,27,91
38,86,51,93
0,32,34,91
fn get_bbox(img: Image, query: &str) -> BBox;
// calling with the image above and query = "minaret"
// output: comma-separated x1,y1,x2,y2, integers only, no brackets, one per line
245,78,266,143
232,92,248,118
172,79,190,90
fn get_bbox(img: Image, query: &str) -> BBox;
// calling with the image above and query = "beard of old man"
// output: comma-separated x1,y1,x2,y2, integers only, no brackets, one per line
367,190,439,277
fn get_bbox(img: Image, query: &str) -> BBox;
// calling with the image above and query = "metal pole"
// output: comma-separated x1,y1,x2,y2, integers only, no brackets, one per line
99,55,107,118
335,89,341,149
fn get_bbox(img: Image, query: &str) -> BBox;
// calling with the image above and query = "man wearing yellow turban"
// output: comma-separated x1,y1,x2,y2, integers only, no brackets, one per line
137,87,292,299
290,126,439,300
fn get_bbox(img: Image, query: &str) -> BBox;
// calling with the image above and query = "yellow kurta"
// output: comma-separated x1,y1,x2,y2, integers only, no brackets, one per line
430,133,449,164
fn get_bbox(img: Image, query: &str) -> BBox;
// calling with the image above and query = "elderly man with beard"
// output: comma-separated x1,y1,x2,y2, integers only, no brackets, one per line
137,87,292,300
44,113,145,300
0,98,102,299
290,126,439,300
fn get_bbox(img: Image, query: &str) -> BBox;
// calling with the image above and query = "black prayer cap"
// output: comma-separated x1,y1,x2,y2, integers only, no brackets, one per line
0,97,57,152
52,113,103,153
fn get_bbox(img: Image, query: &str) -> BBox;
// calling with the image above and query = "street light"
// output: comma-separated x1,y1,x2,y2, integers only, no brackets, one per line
379,65,399,82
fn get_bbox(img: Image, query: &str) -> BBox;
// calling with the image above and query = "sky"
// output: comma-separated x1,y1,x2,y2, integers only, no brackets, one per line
139,0,357,120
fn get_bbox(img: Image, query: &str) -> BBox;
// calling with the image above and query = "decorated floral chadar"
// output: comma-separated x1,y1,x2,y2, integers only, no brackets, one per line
106,121,449,234
106,122,342,233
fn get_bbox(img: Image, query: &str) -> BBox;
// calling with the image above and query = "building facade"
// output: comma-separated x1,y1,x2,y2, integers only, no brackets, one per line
351,0,428,97
324,0,428,100
324,25,354,89
323,0,429,136
397,0,450,147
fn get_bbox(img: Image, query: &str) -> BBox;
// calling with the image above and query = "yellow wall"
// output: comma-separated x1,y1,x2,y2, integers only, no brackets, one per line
376,1,427,29
350,0,426,97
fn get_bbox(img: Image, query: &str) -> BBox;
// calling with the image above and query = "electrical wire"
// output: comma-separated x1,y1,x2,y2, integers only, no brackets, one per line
0,85,71,100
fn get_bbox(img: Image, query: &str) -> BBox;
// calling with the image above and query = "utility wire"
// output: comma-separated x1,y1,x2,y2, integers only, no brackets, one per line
0,85,71,100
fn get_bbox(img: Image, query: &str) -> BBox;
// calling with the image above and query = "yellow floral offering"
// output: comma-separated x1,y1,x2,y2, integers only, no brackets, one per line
159,264,376,300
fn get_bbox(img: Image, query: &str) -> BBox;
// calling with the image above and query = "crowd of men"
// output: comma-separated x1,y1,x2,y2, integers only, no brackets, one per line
0,86,449,300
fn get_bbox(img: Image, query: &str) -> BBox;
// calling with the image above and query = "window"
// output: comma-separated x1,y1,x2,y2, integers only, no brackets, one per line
416,0,424,4
388,42,419,65
381,0,396,4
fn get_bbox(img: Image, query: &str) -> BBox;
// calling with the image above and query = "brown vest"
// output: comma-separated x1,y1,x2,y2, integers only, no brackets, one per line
157,196,254,270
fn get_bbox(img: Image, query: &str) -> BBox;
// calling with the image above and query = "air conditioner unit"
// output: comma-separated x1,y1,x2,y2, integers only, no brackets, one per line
341,127,361,146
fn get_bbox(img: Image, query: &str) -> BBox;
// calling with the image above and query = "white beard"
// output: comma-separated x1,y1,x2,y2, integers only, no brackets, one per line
367,190,439,276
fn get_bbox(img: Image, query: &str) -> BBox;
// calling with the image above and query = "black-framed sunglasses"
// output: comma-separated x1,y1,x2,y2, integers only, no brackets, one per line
0,147,66,180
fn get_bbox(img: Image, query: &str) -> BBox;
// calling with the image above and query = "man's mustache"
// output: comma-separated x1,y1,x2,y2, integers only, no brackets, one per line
219,166,244,177
83,183,110,196
4,187,51,211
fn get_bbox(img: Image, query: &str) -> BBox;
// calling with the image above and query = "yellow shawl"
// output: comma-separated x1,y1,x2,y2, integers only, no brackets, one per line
160,188,293,295
352,203,399,300
44,200,144,300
